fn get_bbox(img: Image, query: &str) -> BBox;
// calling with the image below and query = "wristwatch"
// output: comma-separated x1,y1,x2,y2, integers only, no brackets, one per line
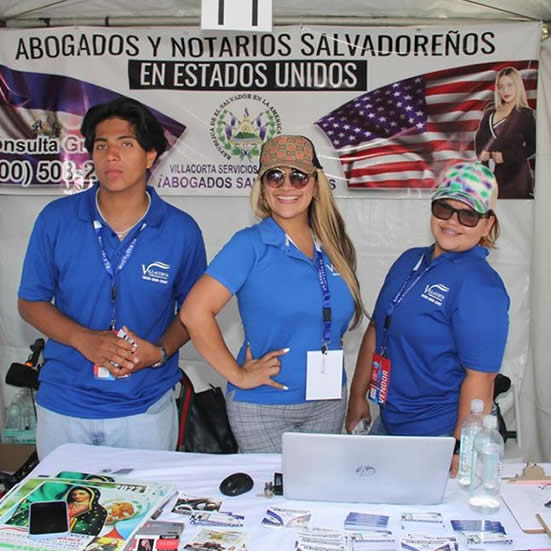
151,345,168,368
453,438,461,455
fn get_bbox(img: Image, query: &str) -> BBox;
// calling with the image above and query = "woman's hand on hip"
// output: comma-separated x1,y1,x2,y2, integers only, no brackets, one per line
345,394,372,434
237,346,289,390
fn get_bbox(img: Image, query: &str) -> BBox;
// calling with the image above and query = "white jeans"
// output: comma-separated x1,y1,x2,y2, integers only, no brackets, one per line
36,389,178,460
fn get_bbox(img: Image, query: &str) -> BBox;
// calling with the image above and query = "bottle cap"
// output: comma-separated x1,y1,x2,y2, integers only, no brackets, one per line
471,399,484,413
483,414,498,429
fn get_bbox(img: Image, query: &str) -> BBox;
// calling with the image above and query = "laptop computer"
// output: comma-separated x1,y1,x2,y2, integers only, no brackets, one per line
282,432,454,505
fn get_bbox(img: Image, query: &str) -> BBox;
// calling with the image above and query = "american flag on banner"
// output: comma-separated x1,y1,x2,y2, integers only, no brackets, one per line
316,61,538,189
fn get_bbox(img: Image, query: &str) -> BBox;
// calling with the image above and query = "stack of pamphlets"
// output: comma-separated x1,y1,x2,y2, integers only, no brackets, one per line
294,527,396,551
189,511,245,527
0,471,174,551
185,528,249,550
401,512,446,531
347,530,397,551
344,512,390,531
400,534,459,551
261,506,312,528
169,492,245,527
295,527,346,551
450,520,513,547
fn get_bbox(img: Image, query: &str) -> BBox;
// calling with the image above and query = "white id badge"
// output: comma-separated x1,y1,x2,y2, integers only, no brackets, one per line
305,350,343,400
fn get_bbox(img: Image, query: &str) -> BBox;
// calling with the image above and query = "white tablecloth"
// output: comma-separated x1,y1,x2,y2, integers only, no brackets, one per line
30,444,551,550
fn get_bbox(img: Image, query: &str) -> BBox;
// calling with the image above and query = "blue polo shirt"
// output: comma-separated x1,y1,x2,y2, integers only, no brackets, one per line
206,216,355,404
373,245,509,436
18,184,206,418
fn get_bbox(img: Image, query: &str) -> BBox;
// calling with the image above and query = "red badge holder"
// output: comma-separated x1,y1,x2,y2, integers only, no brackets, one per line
368,353,391,405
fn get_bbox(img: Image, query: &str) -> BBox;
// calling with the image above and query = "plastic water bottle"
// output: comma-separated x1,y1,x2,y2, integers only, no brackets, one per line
4,390,36,433
469,415,504,514
457,398,484,487
17,390,37,430
5,402,22,430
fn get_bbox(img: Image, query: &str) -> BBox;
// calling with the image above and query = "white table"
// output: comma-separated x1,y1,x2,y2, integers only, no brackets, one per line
31,444,551,550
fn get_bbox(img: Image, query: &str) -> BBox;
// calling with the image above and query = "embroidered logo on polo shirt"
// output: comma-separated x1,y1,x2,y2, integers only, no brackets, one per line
325,262,341,277
141,261,170,285
421,283,449,306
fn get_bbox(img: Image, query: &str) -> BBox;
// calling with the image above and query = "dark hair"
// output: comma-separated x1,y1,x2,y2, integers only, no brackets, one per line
67,486,94,502
80,97,168,158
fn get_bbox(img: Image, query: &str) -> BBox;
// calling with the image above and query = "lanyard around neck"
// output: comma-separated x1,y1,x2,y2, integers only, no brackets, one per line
315,248,332,353
379,253,428,355
285,233,333,353
93,220,146,330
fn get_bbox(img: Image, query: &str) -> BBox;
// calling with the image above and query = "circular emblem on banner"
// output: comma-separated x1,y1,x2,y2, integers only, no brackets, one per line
210,94,282,161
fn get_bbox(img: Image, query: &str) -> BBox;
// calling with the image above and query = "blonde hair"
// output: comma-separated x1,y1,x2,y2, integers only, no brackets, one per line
479,211,500,249
251,169,365,328
494,67,530,110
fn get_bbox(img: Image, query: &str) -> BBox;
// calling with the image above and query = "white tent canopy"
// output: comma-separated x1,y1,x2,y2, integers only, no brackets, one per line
0,0,550,26
0,1,549,461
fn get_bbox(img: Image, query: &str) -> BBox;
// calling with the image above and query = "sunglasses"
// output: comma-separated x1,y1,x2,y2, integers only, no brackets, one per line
263,168,313,189
431,200,491,228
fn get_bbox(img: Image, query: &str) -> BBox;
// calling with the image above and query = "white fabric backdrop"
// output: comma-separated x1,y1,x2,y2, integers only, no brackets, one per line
0,31,549,460
529,36,551,461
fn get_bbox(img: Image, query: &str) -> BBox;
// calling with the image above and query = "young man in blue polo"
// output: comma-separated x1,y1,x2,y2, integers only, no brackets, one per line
18,98,206,459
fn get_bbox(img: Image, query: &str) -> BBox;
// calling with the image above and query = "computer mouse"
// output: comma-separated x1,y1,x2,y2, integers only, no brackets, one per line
219,472,254,497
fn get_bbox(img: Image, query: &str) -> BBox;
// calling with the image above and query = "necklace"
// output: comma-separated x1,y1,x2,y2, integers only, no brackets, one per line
96,191,151,240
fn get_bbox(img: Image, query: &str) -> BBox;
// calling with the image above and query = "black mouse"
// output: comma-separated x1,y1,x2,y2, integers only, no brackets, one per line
219,472,254,496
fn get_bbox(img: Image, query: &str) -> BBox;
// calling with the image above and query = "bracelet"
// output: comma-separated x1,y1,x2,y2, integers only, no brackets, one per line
453,438,461,455
151,345,168,368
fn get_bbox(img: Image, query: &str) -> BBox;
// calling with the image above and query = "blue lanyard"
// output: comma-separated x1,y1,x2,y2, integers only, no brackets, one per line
93,220,146,330
379,253,428,355
315,248,332,353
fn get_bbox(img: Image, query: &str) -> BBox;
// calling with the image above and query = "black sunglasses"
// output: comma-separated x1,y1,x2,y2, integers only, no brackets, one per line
431,200,491,228
263,168,313,189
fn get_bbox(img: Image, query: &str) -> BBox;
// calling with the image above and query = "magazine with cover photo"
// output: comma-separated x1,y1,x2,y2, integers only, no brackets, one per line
0,472,173,551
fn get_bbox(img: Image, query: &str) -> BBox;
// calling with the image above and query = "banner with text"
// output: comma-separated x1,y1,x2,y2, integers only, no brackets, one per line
0,23,540,197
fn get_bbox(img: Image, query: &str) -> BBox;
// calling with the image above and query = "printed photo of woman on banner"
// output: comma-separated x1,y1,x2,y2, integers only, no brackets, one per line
475,66,536,199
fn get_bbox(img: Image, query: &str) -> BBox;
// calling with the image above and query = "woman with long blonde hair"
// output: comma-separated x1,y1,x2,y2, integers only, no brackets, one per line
180,134,365,452
475,66,536,198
